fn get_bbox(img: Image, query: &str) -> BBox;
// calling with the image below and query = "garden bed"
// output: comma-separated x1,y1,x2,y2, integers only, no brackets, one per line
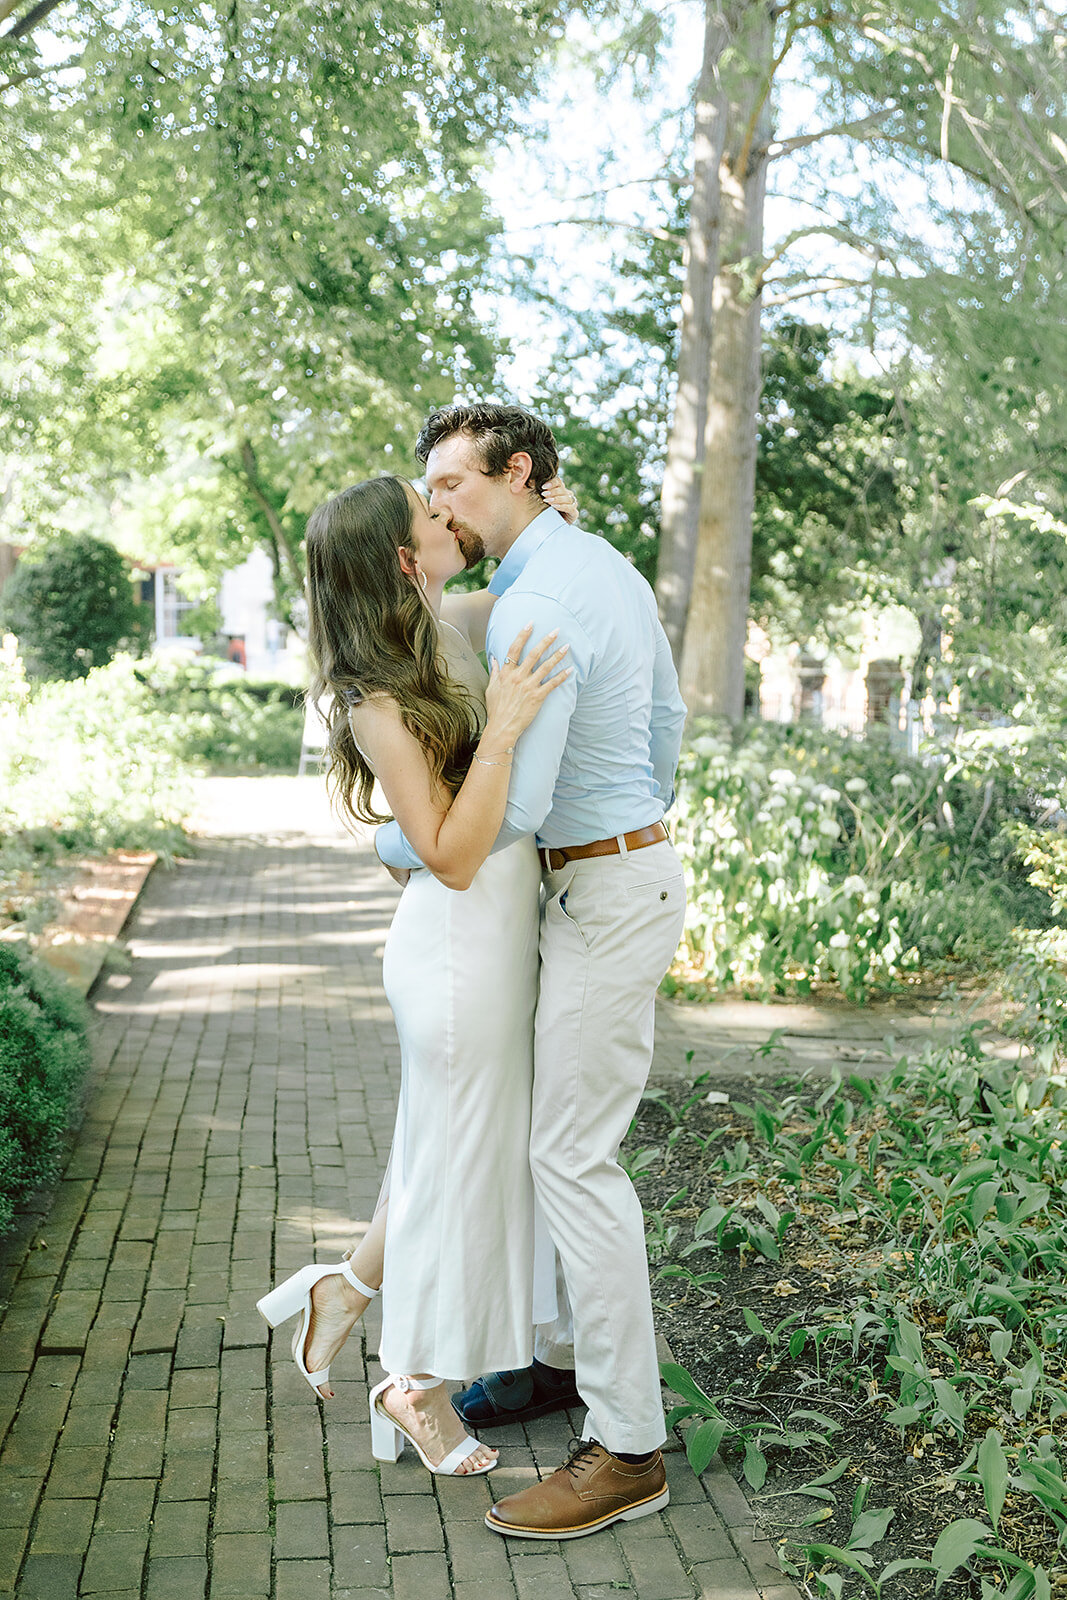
1,849,156,995
630,985,1067,1599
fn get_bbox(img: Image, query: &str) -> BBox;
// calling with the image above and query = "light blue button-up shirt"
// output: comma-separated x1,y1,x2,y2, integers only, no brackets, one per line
375,507,687,869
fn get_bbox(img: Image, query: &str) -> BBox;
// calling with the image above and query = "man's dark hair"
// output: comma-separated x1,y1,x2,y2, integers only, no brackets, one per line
415,403,559,500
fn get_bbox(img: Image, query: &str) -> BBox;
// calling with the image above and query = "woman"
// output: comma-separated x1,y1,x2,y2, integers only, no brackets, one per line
257,473,573,1477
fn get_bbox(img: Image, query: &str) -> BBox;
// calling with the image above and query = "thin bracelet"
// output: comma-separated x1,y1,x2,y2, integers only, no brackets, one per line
473,745,515,768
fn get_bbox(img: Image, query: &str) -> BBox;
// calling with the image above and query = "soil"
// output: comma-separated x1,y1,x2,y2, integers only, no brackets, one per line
629,1073,1067,1600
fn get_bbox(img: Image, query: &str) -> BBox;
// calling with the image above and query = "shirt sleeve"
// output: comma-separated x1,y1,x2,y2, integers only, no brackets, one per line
374,592,591,865
486,591,592,851
374,819,425,871
650,619,687,809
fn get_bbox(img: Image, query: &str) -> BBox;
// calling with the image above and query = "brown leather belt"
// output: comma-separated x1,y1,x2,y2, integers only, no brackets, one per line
538,821,668,874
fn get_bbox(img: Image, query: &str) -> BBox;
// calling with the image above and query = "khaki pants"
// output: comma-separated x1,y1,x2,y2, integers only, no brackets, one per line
530,839,686,1454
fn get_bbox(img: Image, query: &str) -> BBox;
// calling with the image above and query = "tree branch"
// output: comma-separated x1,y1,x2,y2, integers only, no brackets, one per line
940,39,959,162
768,108,898,160
858,24,936,80
753,223,894,294
239,440,301,583
763,276,878,307
491,214,679,243
954,100,1031,218
0,0,63,45
958,34,1067,198
0,51,78,89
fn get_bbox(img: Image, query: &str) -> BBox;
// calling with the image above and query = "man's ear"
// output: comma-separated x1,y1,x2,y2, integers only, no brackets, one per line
505,451,535,495
397,545,417,577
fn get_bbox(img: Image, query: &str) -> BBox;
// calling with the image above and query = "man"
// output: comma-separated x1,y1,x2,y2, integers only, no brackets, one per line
375,403,687,1540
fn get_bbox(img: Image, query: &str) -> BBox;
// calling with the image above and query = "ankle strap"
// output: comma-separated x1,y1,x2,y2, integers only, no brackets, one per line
340,1256,380,1299
390,1374,442,1392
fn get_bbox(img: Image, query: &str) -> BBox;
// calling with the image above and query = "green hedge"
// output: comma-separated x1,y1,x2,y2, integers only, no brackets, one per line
0,655,192,857
0,945,91,1234
135,656,304,770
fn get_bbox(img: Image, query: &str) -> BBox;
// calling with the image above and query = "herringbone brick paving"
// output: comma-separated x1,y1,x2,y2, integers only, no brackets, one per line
0,777,797,1599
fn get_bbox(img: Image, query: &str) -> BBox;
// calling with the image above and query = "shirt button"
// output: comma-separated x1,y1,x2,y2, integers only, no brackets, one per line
660,891,668,901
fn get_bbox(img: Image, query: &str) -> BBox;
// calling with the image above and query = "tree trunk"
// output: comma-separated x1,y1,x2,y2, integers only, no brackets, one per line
0,542,17,599
909,608,944,697
238,439,303,594
679,2,774,720
655,0,727,660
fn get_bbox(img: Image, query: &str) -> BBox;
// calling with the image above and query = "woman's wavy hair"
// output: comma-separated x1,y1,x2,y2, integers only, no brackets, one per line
304,476,479,825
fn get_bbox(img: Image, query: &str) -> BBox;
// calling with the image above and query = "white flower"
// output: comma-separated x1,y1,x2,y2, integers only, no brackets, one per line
890,772,913,789
768,767,798,786
765,793,787,810
817,818,840,838
845,777,867,793
842,875,867,896
829,931,851,948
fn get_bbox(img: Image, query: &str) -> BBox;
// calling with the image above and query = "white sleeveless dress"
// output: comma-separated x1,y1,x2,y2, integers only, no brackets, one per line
372,623,549,1379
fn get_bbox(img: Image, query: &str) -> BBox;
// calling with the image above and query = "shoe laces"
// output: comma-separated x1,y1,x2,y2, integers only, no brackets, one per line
562,1438,604,1479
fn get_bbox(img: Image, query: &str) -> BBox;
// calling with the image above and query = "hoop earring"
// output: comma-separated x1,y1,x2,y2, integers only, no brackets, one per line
418,570,428,594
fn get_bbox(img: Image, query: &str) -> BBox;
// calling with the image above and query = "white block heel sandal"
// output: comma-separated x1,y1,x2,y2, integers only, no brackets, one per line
369,1374,497,1475
256,1256,379,1394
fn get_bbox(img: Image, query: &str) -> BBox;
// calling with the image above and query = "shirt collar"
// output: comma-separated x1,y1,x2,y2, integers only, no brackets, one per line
488,507,566,595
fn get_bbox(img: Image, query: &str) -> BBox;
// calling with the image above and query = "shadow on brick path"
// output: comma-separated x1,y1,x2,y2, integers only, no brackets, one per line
0,777,797,1599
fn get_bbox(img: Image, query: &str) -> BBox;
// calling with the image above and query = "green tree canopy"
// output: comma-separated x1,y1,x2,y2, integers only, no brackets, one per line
2,2,588,610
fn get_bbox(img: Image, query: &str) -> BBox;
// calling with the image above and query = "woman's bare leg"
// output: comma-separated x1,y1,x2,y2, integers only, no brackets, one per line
304,1204,388,1398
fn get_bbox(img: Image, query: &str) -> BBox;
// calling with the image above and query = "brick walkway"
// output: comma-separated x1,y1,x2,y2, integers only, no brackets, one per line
0,778,801,1599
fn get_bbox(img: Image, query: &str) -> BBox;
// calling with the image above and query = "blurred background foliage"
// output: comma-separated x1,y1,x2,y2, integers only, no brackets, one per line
0,0,1064,998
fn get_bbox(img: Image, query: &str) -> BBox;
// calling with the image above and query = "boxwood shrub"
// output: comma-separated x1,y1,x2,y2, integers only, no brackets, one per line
0,944,91,1234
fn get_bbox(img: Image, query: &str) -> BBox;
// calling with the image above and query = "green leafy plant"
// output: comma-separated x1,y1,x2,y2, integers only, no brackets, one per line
670,722,1063,1000
641,957,1067,1592
0,656,191,859
0,945,90,1234
137,655,303,770
661,1360,843,1487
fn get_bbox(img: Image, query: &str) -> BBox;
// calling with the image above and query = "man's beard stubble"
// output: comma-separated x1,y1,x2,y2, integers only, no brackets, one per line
455,525,486,567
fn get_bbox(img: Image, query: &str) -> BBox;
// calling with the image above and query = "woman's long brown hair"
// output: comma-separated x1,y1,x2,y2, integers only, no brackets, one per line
304,476,478,825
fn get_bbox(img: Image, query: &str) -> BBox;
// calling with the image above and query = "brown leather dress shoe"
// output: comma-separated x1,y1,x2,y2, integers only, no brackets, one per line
485,1441,668,1540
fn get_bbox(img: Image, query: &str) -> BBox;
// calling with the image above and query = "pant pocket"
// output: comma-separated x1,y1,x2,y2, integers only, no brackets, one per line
625,871,687,967
553,885,590,949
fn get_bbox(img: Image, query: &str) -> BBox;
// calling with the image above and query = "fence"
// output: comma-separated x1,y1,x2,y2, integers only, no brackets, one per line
757,682,926,756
